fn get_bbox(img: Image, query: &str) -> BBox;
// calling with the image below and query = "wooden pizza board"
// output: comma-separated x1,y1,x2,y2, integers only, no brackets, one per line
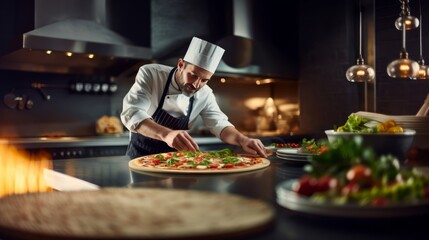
0,188,275,240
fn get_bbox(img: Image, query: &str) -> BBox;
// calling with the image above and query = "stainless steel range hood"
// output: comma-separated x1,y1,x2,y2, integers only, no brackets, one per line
23,18,151,60
0,0,152,74
151,0,298,79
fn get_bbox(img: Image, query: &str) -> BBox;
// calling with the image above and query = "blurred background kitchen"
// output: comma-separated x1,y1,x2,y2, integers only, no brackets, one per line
1,0,429,159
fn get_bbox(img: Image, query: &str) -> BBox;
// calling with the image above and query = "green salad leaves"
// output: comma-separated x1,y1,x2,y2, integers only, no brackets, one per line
336,114,376,133
294,137,429,205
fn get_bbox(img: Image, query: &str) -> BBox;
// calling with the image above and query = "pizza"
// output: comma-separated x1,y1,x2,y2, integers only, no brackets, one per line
129,148,270,174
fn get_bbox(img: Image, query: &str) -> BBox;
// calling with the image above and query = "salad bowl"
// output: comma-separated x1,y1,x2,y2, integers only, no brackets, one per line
325,129,416,161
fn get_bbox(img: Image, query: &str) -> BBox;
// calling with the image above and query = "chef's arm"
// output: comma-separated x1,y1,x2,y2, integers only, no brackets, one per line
219,126,267,158
135,119,199,152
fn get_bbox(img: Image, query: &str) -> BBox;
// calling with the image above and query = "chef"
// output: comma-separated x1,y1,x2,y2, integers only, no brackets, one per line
121,37,267,158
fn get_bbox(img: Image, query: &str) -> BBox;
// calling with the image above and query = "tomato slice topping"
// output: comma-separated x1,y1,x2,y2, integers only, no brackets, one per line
209,164,219,168
224,163,234,168
150,159,160,165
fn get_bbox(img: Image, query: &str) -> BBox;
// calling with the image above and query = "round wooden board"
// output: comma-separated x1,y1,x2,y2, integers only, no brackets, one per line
129,158,271,174
0,188,275,240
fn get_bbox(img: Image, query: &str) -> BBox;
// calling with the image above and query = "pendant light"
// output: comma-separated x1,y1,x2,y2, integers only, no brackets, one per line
346,0,375,83
414,0,429,79
395,0,419,30
387,1,419,79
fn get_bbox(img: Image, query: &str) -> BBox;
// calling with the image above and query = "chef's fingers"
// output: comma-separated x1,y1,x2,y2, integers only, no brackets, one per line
254,144,268,158
244,139,267,158
185,132,200,151
251,139,267,158
181,131,199,151
173,138,187,151
174,131,199,152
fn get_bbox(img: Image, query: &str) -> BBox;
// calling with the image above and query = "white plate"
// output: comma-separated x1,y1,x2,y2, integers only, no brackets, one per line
276,179,429,218
276,152,308,159
276,150,315,160
276,148,300,154
265,146,301,153
276,155,309,162
276,151,316,162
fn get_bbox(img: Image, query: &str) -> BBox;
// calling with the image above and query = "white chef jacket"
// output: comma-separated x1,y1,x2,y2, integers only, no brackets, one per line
121,64,233,138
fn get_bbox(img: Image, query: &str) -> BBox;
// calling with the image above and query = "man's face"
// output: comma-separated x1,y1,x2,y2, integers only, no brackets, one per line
177,61,213,97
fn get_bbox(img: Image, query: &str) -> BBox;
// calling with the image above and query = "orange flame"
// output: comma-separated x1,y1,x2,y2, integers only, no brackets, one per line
0,144,52,197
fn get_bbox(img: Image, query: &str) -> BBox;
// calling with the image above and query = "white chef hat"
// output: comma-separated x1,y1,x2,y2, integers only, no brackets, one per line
183,37,225,73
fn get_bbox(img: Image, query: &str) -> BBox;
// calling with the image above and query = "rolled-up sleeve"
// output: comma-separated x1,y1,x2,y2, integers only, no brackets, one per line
121,67,154,132
199,92,234,138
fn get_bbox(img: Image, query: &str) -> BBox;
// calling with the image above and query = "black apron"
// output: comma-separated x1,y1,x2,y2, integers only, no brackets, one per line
126,68,195,158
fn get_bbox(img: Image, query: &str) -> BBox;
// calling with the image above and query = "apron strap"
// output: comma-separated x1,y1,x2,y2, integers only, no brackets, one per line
155,67,176,113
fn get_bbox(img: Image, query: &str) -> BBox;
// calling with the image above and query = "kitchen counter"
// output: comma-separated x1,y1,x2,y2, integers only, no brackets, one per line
0,134,311,159
0,135,224,148
0,131,319,147
0,134,292,149
47,155,429,240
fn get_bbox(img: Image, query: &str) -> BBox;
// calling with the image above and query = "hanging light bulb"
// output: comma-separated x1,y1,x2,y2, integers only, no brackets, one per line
387,48,419,78
395,0,419,30
416,58,428,79
387,5,419,79
387,54,419,78
346,56,375,82
413,0,429,80
346,2,375,83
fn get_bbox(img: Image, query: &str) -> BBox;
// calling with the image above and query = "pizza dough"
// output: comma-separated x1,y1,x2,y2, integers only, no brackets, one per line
0,188,275,239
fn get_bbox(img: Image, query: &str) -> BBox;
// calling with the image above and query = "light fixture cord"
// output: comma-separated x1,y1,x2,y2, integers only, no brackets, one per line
403,18,407,50
359,2,362,57
419,0,423,57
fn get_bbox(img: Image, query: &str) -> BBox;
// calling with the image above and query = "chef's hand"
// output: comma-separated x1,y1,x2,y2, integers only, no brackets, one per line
240,138,267,158
164,130,199,152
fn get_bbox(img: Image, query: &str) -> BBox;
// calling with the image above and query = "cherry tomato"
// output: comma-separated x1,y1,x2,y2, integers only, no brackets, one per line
317,146,329,154
346,164,372,183
292,175,318,196
315,176,338,192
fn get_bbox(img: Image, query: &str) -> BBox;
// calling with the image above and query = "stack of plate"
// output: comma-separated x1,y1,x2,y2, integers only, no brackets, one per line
355,111,429,134
276,148,314,163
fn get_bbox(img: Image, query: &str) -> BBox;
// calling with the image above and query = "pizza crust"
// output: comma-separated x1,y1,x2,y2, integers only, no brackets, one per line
129,151,271,174
0,188,275,239
129,158,270,174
